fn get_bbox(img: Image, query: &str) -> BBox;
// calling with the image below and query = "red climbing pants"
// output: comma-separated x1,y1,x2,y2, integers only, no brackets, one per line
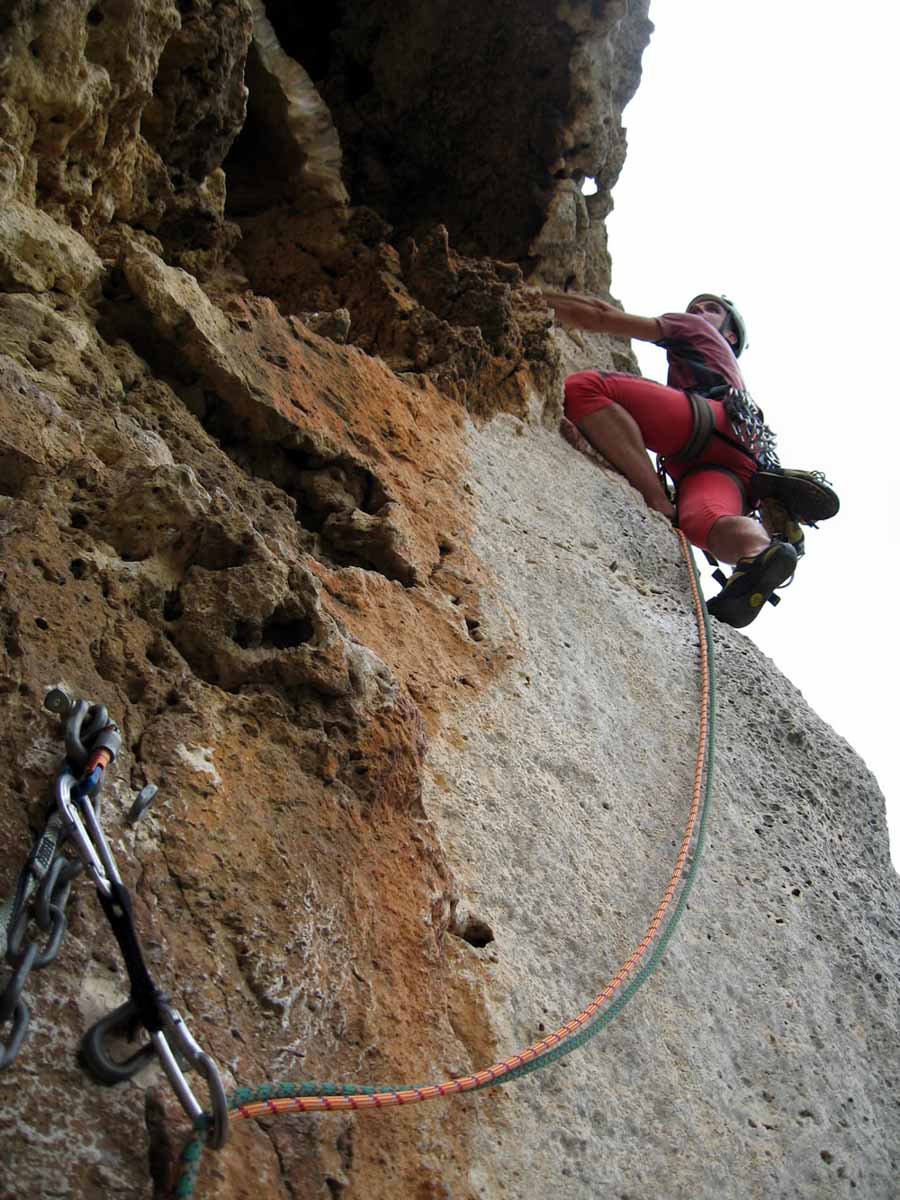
563,370,757,551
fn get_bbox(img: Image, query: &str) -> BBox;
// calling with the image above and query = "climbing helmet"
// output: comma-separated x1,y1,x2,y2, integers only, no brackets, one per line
686,293,748,357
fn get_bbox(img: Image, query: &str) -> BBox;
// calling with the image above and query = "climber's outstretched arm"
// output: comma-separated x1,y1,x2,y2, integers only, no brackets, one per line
543,291,662,343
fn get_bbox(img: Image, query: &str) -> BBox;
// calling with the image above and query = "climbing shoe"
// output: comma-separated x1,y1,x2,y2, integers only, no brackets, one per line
758,496,805,558
707,539,799,629
748,467,839,524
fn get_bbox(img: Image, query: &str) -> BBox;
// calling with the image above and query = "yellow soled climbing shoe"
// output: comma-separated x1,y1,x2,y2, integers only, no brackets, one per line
707,540,799,629
749,467,839,524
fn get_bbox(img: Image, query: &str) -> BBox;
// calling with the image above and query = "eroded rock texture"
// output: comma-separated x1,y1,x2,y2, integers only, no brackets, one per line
0,3,897,1199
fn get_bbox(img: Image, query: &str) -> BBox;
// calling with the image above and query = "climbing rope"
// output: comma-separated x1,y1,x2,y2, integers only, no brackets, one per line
174,528,716,1196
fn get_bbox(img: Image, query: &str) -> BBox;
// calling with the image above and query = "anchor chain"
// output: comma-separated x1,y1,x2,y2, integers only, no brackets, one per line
0,688,228,1148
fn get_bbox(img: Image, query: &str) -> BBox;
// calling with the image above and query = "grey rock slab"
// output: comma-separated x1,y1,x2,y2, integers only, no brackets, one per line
423,414,900,1200
0,202,103,297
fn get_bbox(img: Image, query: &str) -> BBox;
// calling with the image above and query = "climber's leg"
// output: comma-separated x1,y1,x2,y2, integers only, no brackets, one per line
576,404,675,517
563,371,692,519
707,515,771,563
675,468,768,559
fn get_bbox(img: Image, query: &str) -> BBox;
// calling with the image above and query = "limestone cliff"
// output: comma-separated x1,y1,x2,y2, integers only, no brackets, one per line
0,3,897,1199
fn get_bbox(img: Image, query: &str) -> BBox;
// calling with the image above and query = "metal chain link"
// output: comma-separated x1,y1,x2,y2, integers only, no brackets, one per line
1,691,123,1066
1,819,83,1064
0,688,229,1147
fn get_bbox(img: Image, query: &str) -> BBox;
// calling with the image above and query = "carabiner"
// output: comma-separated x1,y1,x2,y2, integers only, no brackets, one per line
64,701,109,769
79,998,156,1084
158,1008,230,1148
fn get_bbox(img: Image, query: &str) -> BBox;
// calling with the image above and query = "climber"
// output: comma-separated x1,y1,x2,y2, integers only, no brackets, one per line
542,289,838,628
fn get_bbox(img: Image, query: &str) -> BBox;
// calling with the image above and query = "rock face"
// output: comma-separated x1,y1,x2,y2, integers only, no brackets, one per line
0,4,897,1199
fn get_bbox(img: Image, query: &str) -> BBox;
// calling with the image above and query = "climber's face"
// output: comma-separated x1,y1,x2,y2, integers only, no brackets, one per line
686,297,728,332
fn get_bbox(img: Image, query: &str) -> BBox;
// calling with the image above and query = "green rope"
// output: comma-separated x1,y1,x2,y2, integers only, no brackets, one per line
174,548,717,1197
495,550,717,1081
175,1123,208,1199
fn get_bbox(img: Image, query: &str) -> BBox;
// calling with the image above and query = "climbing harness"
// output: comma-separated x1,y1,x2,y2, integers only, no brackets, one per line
0,690,228,1147
2,533,715,1196
657,387,779,489
655,397,786,614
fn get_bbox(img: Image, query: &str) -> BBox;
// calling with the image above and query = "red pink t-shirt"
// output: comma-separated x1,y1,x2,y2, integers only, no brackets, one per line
655,312,745,394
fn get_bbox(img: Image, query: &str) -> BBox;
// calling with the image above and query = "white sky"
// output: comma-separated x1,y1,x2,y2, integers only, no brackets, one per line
601,0,900,868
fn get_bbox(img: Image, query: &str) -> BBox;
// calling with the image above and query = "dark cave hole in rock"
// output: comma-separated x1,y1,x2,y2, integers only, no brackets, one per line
452,914,495,949
225,2,560,261
222,2,347,217
0,450,32,498
233,610,314,651
163,589,184,622
232,619,254,649
262,1,342,84
221,108,290,217
262,611,314,649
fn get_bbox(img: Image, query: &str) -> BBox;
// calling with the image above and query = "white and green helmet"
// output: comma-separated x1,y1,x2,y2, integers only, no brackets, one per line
687,293,748,357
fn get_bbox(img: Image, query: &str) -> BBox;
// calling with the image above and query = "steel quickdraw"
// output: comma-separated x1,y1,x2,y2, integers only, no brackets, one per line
722,387,780,469
0,688,228,1148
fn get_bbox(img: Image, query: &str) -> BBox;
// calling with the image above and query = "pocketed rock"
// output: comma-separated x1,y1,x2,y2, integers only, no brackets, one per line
170,556,354,697
299,306,352,344
0,201,104,296
116,239,470,581
0,354,83,495
322,505,418,586
1,4,897,1200
0,0,250,253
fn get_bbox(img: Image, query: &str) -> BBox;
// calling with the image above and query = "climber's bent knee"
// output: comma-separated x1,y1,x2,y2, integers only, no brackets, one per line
676,470,746,551
563,370,616,424
564,372,694,456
